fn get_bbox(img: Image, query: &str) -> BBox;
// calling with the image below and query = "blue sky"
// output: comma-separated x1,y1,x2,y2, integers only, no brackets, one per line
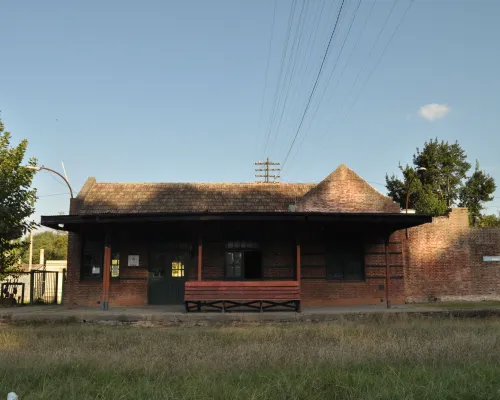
1,0,499,223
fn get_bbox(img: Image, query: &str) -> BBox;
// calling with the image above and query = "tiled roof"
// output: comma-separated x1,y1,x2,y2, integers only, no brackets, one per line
297,164,399,213
72,165,400,215
76,182,315,214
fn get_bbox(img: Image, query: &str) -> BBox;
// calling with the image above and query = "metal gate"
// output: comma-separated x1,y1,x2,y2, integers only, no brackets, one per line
31,271,59,304
1,270,62,305
1,282,26,305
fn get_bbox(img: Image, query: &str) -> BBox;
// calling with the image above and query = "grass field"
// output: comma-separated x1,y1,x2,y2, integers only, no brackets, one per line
1,317,500,399
412,300,500,310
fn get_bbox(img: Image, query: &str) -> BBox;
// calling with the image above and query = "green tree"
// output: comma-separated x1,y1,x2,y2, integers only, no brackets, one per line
413,184,449,216
385,163,447,216
0,120,37,275
478,213,500,227
22,231,68,264
414,139,470,208
458,161,496,225
386,139,494,221
385,164,423,209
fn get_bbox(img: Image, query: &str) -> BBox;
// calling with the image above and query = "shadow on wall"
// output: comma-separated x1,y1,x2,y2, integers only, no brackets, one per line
71,181,313,214
405,208,500,302
70,165,399,215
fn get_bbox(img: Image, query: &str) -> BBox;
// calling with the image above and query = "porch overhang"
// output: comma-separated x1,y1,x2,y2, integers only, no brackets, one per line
41,211,432,232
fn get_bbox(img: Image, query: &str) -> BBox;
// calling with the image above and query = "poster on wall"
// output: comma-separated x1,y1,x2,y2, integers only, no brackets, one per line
128,255,140,267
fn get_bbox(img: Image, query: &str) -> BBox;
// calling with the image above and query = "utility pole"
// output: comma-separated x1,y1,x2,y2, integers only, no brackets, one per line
28,230,33,271
255,157,280,183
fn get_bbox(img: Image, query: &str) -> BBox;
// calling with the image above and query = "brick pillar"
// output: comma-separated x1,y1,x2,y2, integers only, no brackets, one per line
64,231,82,307
65,196,82,307
197,238,202,282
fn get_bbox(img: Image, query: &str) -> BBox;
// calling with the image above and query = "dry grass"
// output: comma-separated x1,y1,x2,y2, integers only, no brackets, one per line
1,316,500,399
412,300,500,310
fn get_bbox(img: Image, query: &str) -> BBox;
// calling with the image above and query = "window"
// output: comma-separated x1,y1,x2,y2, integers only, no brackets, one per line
81,235,122,280
111,253,120,278
82,236,104,280
226,241,259,250
225,252,243,278
326,240,364,280
172,261,184,278
225,241,262,280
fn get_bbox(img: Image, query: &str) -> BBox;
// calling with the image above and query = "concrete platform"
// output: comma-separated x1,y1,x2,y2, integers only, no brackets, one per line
1,304,500,325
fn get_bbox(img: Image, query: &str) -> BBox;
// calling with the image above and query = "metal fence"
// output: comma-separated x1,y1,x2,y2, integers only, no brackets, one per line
1,270,64,306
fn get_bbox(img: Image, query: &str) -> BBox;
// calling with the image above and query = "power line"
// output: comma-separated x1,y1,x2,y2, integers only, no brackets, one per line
281,0,347,173
319,0,377,115
266,0,309,156
38,192,71,198
264,0,297,154
285,0,362,170
343,0,414,118
309,0,404,160
305,0,362,132
256,0,277,157
268,0,327,155
317,0,397,139
264,0,298,154
45,170,67,187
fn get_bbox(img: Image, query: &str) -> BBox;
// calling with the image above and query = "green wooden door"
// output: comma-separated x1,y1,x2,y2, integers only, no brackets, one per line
148,251,187,305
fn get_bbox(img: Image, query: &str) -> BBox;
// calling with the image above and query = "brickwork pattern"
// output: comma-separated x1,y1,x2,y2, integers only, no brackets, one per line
63,164,447,308
300,231,404,306
64,230,150,307
297,164,400,213
405,208,500,302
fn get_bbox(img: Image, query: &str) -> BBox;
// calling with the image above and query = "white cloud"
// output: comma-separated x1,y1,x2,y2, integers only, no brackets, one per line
418,103,450,121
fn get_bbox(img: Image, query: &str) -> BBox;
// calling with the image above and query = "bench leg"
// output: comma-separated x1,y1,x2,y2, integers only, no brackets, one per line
197,302,201,312
222,301,225,313
260,300,263,313
295,300,301,312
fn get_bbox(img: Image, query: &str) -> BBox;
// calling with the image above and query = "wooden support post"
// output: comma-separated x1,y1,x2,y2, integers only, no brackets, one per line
296,243,301,283
385,237,391,309
29,270,34,304
296,238,302,312
102,239,111,311
197,237,203,282
54,271,59,305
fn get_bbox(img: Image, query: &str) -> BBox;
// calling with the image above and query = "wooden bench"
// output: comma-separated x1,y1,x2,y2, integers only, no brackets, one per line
185,281,300,312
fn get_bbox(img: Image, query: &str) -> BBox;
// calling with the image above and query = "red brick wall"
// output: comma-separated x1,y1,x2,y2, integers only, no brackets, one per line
201,242,225,280
63,231,82,306
65,232,408,307
262,241,295,279
64,231,149,307
300,231,405,306
193,238,404,306
405,208,500,302
196,241,296,280
65,213,500,307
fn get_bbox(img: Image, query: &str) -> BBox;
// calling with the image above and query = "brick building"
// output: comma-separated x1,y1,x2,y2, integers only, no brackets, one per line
41,164,446,309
